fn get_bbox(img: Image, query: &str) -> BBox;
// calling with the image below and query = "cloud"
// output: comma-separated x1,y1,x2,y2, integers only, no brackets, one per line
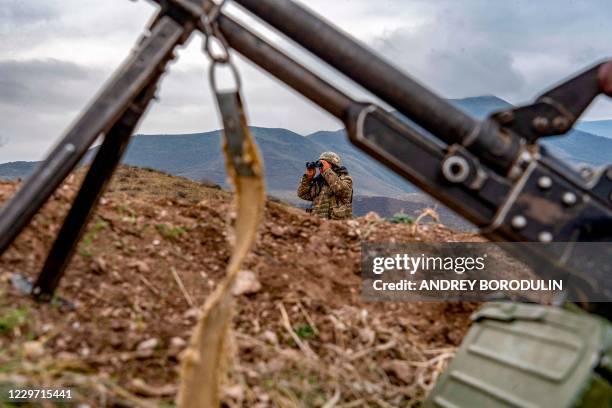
0,58,109,162
374,21,526,99
372,0,612,103
139,51,343,137
0,59,105,110
0,1,59,25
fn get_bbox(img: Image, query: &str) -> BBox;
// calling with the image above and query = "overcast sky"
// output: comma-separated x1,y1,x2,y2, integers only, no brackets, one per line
1,0,611,162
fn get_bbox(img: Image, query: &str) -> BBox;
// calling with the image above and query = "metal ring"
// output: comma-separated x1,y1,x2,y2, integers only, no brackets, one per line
442,155,470,183
208,0,227,22
204,30,231,64
209,59,242,94
201,0,230,63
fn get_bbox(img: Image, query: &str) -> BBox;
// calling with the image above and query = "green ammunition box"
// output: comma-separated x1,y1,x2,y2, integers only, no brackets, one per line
425,302,611,408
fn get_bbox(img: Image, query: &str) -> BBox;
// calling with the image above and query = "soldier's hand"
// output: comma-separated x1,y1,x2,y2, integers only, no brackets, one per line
306,168,315,178
320,159,332,173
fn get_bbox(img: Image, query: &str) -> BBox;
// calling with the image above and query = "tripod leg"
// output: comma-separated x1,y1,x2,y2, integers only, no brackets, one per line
31,80,160,301
0,16,187,255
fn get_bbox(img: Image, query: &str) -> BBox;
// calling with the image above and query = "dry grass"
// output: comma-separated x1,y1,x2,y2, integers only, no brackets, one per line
224,302,458,407
109,166,228,204
0,166,477,407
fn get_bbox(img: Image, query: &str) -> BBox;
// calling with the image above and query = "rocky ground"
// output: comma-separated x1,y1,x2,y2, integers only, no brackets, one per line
0,166,480,407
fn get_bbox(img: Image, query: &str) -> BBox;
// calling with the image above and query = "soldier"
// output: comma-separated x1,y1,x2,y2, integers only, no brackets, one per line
297,151,353,220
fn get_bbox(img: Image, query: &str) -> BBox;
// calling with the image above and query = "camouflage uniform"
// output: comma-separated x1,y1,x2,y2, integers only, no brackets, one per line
297,152,353,220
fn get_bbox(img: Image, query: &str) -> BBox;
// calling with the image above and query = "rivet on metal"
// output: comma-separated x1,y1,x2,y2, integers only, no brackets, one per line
533,116,549,133
579,167,592,179
538,231,553,242
562,192,577,206
511,215,527,230
552,116,570,133
497,110,514,124
537,176,552,189
519,151,532,164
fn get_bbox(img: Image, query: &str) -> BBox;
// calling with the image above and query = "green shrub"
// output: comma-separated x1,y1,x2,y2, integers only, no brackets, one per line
156,223,186,241
0,308,28,334
390,212,413,224
294,324,316,340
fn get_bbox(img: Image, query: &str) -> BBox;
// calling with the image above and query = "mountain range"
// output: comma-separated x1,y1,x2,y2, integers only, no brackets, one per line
1,95,610,223
576,119,612,140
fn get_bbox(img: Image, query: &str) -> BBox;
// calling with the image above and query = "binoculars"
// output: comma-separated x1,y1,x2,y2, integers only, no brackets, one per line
306,160,324,169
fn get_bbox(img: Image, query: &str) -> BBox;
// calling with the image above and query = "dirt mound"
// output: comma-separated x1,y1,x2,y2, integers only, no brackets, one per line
0,166,480,406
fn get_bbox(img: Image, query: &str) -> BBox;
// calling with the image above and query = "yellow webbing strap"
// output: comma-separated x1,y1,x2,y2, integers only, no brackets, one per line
177,90,265,407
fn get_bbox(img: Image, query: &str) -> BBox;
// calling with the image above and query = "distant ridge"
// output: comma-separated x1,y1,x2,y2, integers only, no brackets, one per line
2,96,610,198
0,161,37,180
576,119,612,140
450,95,512,118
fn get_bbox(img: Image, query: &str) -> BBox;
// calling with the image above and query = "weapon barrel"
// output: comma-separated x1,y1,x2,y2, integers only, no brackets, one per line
233,0,478,146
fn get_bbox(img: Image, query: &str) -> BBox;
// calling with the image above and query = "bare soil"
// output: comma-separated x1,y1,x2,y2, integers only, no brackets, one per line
0,166,480,407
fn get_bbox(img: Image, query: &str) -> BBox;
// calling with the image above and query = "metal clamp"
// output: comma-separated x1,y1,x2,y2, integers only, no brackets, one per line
200,0,241,93
201,0,230,63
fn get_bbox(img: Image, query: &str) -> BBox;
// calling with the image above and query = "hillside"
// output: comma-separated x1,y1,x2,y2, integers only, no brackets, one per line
0,161,37,180
450,95,512,118
353,195,473,231
0,166,478,406
90,127,417,201
2,96,610,198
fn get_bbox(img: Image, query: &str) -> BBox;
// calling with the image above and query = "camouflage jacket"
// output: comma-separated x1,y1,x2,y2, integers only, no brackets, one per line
297,167,353,219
